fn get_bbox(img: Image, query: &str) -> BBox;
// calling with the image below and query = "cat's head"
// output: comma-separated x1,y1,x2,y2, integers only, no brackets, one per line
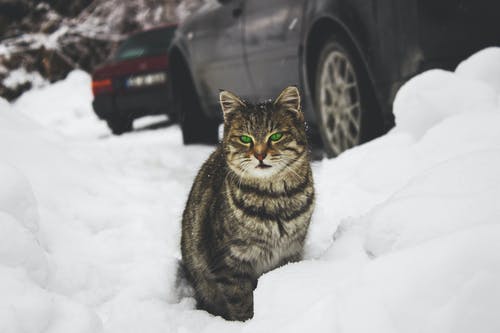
220,86,308,179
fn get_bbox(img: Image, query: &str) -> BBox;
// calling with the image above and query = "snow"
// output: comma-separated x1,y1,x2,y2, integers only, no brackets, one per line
11,70,109,139
1,48,500,332
455,47,500,94
2,68,47,90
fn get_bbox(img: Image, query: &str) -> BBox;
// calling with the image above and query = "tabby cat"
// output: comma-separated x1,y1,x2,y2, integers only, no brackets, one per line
180,86,315,321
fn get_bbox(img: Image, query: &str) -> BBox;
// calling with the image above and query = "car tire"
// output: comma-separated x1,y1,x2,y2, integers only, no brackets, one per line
180,108,219,145
178,74,218,145
106,116,133,135
314,37,381,157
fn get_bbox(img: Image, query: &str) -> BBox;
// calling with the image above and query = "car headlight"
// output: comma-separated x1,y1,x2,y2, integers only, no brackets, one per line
126,72,166,88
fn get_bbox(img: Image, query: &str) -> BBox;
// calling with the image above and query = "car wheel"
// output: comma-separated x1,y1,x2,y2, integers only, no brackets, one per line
314,37,377,157
178,76,218,145
106,116,133,135
173,61,219,145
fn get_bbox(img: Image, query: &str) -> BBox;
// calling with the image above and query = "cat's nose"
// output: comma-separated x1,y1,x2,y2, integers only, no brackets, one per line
254,152,267,161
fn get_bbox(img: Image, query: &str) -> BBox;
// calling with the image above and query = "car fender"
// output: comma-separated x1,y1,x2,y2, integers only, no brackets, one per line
301,0,386,125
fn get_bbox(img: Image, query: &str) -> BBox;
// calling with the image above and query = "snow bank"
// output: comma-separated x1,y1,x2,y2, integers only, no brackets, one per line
455,47,500,93
1,48,499,332
392,69,498,139
0,103,102,333
12,69,169,139
0,97,209,332
12,70,109,139
301,48,500,333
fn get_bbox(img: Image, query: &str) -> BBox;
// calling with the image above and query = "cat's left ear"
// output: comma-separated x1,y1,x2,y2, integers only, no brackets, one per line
219,90,246,121
274,86,302,118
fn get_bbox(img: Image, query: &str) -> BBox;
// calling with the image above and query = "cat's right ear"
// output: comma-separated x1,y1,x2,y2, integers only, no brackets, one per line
219,90,246,121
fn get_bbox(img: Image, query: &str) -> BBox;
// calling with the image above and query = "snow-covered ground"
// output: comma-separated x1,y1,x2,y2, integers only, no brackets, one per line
1,48,500,333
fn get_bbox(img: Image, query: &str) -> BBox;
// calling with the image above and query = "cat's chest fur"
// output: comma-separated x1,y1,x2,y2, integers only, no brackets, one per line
221,178,314,275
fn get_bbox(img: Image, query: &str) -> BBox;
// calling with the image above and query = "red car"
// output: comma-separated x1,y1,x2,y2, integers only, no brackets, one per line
91,24,177,134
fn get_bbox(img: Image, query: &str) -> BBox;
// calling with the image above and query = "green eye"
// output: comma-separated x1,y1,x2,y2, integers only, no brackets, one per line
269,132,283,142
240,135,252,144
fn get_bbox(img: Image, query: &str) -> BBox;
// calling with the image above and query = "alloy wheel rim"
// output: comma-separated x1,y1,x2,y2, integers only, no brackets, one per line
319,50,361,156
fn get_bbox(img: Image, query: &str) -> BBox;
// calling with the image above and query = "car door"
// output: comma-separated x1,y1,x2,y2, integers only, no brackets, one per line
188,0,254,114
243,0,305,100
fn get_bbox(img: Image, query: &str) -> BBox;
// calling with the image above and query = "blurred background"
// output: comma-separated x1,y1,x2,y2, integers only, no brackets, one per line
1,0,499,156
0,0,203,100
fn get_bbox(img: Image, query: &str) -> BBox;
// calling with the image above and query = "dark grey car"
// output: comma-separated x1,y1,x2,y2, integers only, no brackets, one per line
169,0,499,157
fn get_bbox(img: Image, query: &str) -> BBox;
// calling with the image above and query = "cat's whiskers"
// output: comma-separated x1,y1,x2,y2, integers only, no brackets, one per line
283,165,302,183
238,160,251,190
277,157,303,182
221,158,252,195
224,168,239,189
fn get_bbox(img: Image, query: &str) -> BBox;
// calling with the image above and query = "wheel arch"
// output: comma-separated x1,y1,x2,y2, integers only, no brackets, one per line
304,16,383,130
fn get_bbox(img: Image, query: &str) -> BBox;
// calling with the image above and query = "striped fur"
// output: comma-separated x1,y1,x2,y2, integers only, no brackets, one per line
180,87,315,321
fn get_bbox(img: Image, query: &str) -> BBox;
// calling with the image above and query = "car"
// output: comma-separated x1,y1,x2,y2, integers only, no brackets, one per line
91,24,177,135
169,0,499,156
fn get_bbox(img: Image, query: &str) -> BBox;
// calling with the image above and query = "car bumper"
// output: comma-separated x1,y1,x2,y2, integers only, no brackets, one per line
92,83,173,120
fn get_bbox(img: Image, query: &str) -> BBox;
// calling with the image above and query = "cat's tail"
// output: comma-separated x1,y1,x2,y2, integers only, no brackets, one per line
175,260,195,300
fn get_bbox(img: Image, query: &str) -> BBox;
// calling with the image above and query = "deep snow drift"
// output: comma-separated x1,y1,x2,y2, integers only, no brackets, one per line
1,48,500,332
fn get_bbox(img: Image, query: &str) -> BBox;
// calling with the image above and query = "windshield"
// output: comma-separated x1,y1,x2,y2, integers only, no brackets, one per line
114,26,176,60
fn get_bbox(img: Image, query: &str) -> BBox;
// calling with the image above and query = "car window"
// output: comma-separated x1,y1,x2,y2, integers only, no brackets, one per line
114,27,176,60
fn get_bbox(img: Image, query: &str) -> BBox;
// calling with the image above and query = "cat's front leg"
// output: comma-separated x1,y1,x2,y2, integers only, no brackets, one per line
215,270,255,321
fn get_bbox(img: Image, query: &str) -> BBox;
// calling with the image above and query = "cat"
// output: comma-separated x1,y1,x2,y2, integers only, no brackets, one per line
180,86,315,321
